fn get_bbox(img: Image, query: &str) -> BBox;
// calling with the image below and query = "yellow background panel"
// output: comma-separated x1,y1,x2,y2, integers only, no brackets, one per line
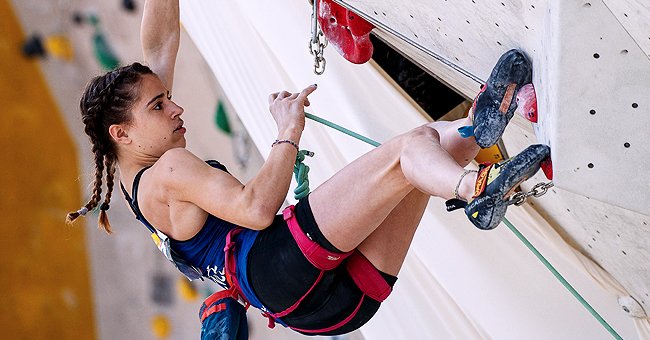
0,1,96,338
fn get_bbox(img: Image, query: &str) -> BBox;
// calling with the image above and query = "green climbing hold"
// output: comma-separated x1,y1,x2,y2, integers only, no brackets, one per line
92,31,120,70
215,100,232,135
87,14,120,70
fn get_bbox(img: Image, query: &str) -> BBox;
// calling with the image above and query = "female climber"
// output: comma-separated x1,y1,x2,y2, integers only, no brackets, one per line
67,0,549,337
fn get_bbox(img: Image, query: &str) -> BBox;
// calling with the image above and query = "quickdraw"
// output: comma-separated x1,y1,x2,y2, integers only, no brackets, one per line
309,0,328,75
507,181,554,206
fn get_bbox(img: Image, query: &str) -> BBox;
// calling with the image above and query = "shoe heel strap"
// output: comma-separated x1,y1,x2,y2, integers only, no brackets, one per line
499,83,518,113
473,164,493,198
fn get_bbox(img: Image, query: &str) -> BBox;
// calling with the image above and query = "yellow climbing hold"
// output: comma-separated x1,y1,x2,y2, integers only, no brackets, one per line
151,314,171,338
44,35,74,61
177,277,199,301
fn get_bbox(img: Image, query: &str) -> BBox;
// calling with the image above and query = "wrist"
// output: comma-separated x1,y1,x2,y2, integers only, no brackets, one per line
277,126,302,142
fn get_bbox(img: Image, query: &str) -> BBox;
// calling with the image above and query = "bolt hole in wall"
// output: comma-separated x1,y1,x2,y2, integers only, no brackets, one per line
588,163,594,168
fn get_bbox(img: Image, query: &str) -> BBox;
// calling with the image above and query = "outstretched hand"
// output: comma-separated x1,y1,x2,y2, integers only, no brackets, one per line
268,84,318,135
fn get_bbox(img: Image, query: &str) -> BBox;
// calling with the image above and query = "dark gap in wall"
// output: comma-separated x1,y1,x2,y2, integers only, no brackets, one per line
370,34,465,120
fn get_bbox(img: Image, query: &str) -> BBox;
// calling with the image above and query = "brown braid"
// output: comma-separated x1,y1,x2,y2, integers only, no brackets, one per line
66,62,153,233
98,154,116,233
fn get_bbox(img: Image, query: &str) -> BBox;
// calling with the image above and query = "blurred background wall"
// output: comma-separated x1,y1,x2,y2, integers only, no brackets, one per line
0,0,315,338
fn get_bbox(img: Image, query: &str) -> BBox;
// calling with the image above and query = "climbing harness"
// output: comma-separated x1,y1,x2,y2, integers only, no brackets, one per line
309,0,328,75
221,205,391,334
295,111,623,339
507,181,554,206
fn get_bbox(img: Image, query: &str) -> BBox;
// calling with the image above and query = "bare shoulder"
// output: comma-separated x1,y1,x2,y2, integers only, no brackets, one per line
157,147,201,168
152,148,238,199
153,148,206,185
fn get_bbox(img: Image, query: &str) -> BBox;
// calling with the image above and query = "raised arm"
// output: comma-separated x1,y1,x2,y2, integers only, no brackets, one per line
141,0,180,90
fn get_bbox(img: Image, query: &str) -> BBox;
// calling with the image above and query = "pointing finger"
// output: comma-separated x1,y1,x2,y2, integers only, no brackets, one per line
296,84,318,103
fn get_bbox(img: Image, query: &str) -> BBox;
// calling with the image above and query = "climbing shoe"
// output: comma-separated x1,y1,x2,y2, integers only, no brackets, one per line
447,144,550,230
460,49,533,148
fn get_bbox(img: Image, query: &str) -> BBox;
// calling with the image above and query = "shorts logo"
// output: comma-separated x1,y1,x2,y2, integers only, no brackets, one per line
327,255,340,261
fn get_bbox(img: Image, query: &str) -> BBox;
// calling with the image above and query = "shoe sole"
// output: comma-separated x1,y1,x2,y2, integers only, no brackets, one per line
473,49,533,148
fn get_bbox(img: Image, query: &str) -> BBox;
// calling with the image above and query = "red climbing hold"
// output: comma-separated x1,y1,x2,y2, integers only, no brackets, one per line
515,83,538,123
318,0,375,64
541,157,553,180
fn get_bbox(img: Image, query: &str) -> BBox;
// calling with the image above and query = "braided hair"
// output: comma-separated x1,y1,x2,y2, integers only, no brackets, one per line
66,62,153,233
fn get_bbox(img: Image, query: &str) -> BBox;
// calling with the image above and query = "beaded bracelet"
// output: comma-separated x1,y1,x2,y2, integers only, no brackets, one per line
272,139,299,152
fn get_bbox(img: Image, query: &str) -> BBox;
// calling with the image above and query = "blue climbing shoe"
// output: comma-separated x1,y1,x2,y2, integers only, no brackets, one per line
465,49,533,148
464,144,549,230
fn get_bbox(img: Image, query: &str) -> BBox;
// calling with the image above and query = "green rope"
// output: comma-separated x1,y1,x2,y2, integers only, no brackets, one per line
294,111,622,339
502,218,623,339
305,112,381,147
293,149,313,200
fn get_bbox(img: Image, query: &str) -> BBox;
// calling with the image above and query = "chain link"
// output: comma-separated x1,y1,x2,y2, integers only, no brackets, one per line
309,0,328,75
507,181,554,206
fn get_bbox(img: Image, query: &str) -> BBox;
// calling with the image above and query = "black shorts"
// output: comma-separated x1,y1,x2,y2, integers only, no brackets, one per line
247,195,397,335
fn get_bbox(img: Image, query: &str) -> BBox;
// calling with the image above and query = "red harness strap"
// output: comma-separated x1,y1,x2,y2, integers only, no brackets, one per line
345,251,392,302
283,204,353,270
223,228,251,310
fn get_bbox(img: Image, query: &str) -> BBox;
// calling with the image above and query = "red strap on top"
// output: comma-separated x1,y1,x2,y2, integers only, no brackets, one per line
200,287,241,323
345,252,392,302
203,287,239,309
200,302,227,323
283,205,352,271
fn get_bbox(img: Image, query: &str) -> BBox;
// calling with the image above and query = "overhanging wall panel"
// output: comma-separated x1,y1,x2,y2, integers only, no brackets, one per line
334,0,650,216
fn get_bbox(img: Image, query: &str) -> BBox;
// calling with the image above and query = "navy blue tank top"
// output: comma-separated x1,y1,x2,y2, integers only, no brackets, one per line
120,160,259,289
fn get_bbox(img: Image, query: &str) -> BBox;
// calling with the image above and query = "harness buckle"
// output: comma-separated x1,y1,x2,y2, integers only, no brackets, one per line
282,205,295,220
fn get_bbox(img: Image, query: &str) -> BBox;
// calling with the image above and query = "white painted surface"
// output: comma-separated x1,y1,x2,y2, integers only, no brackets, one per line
602,0,650,59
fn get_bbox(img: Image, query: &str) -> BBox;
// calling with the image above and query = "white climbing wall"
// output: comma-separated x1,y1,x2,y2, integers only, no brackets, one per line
332,0,650,218
543,0,650,218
